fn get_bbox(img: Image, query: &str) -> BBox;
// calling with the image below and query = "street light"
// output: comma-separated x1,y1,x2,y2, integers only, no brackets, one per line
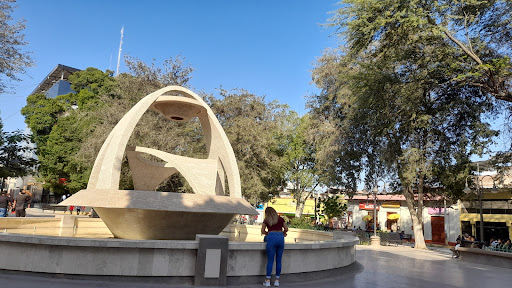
369,180,386,243
311,192,318,226
464,175,498,244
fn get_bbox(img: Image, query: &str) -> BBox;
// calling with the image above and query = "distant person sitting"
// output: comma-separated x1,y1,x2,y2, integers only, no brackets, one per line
400,231,405,240
489,237,496,247
503,239,511,250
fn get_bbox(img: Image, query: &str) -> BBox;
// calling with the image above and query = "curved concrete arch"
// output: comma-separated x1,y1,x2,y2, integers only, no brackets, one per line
125,146,178,191
133,146,218,195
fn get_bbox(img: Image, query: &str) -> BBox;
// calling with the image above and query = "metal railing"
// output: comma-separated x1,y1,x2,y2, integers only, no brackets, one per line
484,245,512,253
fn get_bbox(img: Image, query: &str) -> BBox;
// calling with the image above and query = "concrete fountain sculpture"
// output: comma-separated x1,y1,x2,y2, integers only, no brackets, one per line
60,85,258,240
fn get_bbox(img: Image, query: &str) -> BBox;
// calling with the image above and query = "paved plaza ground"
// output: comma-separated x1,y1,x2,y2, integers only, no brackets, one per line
0,244,509,288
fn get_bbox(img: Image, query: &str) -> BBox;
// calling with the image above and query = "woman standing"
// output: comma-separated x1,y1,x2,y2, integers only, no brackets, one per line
261,207,288,287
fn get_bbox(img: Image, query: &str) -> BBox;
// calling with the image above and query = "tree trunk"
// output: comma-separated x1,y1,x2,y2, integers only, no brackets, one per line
295,200,305,218
295,190,312,218
403,185,427,249
417,173,424,226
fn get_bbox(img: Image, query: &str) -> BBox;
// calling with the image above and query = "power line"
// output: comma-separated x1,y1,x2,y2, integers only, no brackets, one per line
2,110,21,121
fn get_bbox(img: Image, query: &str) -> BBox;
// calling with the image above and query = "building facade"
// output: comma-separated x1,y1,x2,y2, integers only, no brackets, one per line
346,193,461,245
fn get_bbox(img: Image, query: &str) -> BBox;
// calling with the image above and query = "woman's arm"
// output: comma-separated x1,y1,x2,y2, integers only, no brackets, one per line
261,222,268,235
282,221,288,237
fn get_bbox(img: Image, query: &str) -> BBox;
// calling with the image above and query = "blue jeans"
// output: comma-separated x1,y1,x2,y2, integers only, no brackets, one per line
266,231,285,277
0,208,7,217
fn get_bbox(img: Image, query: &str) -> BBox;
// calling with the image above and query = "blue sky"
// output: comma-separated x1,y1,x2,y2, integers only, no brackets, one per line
1,0,508,162
1,0,340,132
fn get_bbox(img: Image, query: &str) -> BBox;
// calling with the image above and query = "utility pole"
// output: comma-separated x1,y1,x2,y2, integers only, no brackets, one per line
116,26,124,76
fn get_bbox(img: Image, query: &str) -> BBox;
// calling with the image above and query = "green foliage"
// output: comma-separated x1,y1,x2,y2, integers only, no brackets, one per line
0,117,36,180
278,113,327,217
21,93,65,149
317,195,347,220
329,0,512,101
0,0,33,94
288,216,315,230
21,68,116,194
207,88,290,204
68,67,117,109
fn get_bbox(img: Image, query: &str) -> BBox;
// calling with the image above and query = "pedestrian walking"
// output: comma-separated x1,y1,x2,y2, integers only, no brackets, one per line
0,191,10,217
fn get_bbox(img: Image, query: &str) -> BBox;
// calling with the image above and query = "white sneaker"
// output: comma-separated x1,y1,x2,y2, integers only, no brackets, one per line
274,279,280,287
263,279,270,287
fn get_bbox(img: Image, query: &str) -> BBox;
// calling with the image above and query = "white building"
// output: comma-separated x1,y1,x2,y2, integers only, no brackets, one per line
345,193,461,245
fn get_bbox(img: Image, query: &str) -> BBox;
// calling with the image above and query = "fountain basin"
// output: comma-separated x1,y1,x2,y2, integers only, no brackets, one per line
0,219,358,285
61,189,258,240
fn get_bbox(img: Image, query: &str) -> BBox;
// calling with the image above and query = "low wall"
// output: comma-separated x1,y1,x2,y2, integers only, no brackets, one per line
0,216,112,238
0,219,358,285
225,224,334,243
458,247,512,269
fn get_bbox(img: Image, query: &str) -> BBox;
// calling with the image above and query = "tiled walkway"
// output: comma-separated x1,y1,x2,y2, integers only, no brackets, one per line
0,245,509,287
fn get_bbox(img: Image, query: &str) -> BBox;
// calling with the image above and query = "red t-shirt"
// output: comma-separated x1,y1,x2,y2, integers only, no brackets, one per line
265,217,285,232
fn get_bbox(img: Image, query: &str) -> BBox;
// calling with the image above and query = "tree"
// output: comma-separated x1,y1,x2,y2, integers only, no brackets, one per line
317,194,347,223
329,0,512,103
207,88,289,204
310,29,497,249
278,113,323,217
21,68,116,194
0,0,33,94
21,93,65,154
307,49,364,194
0,117,36,189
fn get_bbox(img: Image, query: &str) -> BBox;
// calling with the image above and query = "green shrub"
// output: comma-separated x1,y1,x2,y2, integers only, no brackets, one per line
288,217,315,229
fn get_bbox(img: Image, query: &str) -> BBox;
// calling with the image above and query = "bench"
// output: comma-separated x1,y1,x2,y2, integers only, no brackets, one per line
457,247,512,269
380,232,402,246
461,240,482,249
379,232,415,246
41,204,68,213
402,234,412,242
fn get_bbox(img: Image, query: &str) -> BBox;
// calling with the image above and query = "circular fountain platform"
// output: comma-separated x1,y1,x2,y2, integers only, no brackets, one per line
0,220,358,285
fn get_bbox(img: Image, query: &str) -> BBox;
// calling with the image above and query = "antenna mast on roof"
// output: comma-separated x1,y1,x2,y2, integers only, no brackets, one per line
116,26,124,76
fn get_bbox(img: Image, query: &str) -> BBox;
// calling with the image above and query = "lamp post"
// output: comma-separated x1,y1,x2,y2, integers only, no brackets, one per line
313,192,318,226
369,180,386,245
463,174,498,245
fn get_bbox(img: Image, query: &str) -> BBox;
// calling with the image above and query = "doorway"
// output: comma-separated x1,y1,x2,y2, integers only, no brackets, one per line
431,216,445,244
